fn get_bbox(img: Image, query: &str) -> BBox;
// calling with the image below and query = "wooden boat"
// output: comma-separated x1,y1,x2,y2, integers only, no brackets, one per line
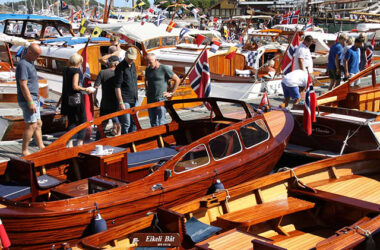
0,14,75,40
0,97,293,249
80,150,380,249
287,63,380,158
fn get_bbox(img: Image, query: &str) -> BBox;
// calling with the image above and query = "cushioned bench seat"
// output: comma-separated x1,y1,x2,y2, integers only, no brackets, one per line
0,183,31,200
127,146,179,168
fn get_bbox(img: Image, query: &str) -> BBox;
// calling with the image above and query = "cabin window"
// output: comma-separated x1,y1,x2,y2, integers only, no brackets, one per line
209,130,242,160
144,38,160,50
216,101,247,120
174,144,210,173
25,22,42,39
44,26,61,38
5,21,23,35
58,26,72,36
240,120,269,148
175,101,214,121
162,37,177,46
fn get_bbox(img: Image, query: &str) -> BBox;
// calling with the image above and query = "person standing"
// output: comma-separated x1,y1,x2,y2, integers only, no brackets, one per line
279,69,308,108
16,43,44,156
294,35,314,73
99,36,126,64
145,53,180,127
344,37,364,86
115,47,138,134
358,33,367,71
61,54,94,147
94,55,120,136
327,33,347,90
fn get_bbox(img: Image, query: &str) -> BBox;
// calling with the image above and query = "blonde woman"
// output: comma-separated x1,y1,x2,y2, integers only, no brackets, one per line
61,53,93,147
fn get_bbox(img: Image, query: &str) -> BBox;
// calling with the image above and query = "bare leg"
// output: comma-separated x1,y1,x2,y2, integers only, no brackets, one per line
328,78,335,91
77,139,84,146
33,119,45,150
67,139,74,148
279,97,290,108
22,122,37,156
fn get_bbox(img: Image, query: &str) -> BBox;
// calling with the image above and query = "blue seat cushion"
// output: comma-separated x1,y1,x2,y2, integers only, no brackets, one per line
37,174,64,189
0,183,30,200
127,147,179,168
185,217,222,243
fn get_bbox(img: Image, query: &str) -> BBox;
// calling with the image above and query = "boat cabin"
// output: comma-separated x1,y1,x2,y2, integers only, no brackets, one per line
0,14,75,40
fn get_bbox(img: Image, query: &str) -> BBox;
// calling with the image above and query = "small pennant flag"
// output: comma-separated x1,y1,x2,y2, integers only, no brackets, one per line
209,41,221,53
138,1,145,7
154,14,166,26
259,91,270,109
166,21,177,33
225,46,238,60
195,34,205,47
303,18,313,31
85,0,89,6
141,15,149,25
91,26,102,37
179,27,190,40
79,18,88,35
60,0,68,10
148,8,154,13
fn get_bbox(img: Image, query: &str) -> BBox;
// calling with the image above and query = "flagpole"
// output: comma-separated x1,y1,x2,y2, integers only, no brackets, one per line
178,43,208,86
274,28,298,77
170,0,181,22
241,7,255,37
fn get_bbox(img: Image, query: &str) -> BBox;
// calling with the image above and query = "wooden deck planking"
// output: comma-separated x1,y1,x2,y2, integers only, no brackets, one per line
274,232,325,249
316,176,380,204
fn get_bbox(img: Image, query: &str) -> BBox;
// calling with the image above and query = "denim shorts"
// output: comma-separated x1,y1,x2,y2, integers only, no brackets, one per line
281,82,301,100
19,100,41,123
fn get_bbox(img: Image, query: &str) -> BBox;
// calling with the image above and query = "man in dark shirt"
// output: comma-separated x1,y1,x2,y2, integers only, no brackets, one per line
94,55,120,136
115,47,138,134
16,43,44,156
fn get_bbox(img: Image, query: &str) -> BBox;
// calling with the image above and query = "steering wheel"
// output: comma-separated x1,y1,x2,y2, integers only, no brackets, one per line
147,160,167,176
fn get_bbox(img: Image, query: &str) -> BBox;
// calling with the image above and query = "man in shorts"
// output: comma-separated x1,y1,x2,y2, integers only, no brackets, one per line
16,44,44,156
279,69,308,108
327,33,347,90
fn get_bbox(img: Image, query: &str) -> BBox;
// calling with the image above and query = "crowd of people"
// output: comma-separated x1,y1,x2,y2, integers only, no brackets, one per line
15,35,181,151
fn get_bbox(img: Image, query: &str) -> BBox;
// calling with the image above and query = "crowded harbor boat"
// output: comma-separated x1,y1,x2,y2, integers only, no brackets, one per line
0,0,380,248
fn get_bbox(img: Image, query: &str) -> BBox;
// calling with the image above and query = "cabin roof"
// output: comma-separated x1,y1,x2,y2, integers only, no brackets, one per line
0,33,30,46
0,14,70,24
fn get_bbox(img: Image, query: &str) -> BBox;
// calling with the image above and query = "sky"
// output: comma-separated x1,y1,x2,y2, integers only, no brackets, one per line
0,0,155,8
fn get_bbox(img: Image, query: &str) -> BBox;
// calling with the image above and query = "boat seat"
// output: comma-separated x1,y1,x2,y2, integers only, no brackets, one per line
289,188,380,213
216,197,315,229
0,183,31,200
127,146,179,168
37,174,66,189
185,217,222,244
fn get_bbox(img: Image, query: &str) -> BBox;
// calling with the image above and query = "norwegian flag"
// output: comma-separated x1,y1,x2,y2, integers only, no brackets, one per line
0,219,11,248
280,11,291,24
366,35,375,67
81,45,94,129
189,50,211,98
210,41,221,53
303,73,317,135
290,10,300,24
259,91,270,109
281,32,300,75
303,18,313,31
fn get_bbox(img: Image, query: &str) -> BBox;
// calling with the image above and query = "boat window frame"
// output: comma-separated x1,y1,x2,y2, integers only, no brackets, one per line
144,38,161,50
239,119,270,149
208,129,243,162
173,143,211,174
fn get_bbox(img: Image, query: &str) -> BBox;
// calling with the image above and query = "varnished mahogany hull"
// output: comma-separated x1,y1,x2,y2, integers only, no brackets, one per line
0,143,286,249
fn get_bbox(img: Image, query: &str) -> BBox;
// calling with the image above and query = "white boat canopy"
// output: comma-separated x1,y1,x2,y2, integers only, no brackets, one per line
0,33,30,46
232,15,273,20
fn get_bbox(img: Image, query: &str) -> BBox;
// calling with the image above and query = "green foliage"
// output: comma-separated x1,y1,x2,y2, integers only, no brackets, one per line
154,0,217,12
136,0,150,10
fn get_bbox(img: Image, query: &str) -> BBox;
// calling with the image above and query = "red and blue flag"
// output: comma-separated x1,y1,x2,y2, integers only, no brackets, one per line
303,73,317,135
189,50,211,98
281,32,300,75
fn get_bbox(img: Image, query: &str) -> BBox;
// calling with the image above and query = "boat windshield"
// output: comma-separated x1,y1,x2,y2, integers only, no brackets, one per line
144,38,160,50
162,36,177,46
